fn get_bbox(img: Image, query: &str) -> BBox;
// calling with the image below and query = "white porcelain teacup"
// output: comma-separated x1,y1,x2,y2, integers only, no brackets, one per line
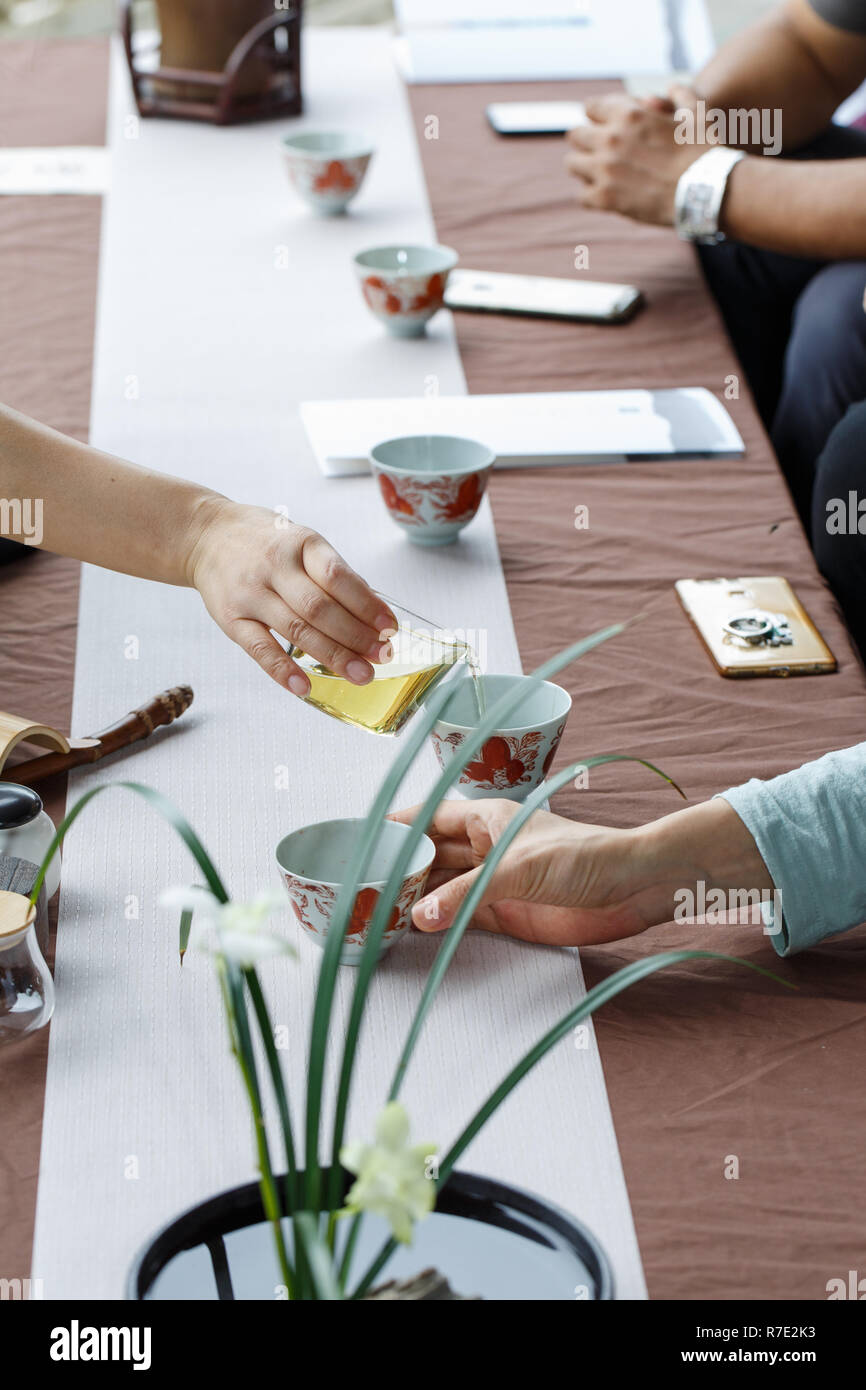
281,130,374,214
370,434,495,546
275,817,434,965
354,243,458,336
431,674,572,802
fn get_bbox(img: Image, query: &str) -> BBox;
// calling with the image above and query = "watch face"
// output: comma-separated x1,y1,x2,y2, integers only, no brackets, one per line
675,144,746,243
678,180,720,242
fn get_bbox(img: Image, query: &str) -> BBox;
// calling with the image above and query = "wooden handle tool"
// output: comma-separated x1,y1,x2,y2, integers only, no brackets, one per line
0,686,194,785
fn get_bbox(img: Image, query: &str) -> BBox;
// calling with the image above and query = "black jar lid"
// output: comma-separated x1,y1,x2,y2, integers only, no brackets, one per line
0,783,43,829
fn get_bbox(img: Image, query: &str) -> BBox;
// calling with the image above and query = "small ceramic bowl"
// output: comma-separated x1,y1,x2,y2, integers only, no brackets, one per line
275,817,434,965
431,674,572,802
354,244,458,336
370,434,495,546
281,130,374,214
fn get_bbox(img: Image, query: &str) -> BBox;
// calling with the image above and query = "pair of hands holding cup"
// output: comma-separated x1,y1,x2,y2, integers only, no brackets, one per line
192,506,768,955
195,509,690,953
3,406,769,956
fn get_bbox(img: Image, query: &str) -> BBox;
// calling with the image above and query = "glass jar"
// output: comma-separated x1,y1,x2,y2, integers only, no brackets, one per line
0,891,55,1047
0,783,60,898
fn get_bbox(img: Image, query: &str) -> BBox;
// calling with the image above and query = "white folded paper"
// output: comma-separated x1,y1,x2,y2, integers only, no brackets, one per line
393,0,715,84
301,387,745,477
0,147,109,196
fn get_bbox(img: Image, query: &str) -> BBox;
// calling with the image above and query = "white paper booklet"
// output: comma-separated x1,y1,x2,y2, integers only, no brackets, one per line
0,147,109,196
300,387,745,478
393,0,714,84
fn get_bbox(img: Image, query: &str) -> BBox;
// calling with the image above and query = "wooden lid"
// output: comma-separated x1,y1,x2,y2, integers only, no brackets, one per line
0,890,36,938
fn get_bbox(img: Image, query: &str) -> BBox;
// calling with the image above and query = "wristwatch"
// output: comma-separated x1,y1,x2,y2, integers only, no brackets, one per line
674,147,745,245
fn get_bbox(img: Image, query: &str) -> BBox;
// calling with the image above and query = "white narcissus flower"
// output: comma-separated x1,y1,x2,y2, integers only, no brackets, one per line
160,886,294,967
340,1101,436,1245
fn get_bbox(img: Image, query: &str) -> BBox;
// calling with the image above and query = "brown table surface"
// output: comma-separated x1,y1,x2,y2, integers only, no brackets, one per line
2,38,865,1301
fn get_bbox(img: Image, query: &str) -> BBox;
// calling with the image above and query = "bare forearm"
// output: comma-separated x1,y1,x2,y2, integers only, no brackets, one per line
722,155,866,257
0,402,221,584
697,6,838,149
697,1,866,151
0,401,392,695
630,799,774,928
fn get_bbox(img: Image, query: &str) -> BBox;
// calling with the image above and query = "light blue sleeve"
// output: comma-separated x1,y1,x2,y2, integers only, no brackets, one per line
717,743,866,956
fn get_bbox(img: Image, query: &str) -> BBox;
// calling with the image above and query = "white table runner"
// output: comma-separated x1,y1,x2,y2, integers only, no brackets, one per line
31,28,646,1300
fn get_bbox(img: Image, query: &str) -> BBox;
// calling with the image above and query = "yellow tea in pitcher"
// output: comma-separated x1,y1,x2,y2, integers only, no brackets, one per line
291,617,483,736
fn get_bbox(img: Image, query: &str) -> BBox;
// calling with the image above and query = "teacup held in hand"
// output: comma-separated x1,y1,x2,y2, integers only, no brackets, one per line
276,816,434,965
431,674,572,802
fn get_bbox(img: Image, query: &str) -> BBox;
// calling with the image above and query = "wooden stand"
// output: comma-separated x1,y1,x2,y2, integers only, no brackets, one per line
0,713,77,779
120,0,303,126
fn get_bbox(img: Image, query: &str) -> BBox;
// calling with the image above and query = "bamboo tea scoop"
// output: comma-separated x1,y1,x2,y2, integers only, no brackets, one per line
0,686,194,785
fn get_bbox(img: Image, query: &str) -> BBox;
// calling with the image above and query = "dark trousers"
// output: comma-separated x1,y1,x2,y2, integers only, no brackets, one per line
0,538,33,566
811,399,866,659
698,125,866,656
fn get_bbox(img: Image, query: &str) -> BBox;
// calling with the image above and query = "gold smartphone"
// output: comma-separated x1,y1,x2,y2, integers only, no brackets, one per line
675,577,837,678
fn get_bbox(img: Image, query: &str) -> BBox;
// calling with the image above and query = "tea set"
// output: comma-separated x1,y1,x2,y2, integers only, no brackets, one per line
275,125,577,964
281,127,485,546
2,128,576,1001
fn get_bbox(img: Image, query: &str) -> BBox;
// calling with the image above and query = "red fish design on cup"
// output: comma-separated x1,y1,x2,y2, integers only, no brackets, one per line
378,473,417,519
284,149,371,213
432,730,554,790
436,471,484,521
312,159,357,194
345,885,401,942
541,721,567,779
463,733,541,789
362,271,447,319
284,868,429,950
375,470,488,528
409,272,445,312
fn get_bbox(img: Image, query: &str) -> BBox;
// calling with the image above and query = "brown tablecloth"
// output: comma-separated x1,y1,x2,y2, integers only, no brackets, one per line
0,39,102,1291
1,39,864,1301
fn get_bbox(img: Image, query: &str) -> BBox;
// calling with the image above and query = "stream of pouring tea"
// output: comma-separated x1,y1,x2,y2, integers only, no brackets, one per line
461,640,487,722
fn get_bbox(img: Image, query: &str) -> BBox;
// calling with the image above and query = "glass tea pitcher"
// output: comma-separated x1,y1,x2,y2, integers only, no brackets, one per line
289,596,484,736
0,890,55,1047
